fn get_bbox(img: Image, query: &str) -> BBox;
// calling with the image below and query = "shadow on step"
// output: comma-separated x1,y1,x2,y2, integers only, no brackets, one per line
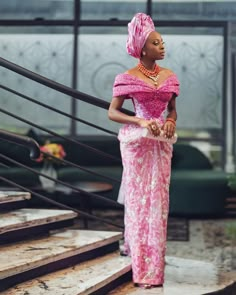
0,241,119,292
204,281,236,295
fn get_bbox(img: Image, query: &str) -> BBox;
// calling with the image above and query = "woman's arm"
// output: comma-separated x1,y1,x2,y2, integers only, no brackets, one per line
163,95,177,138
167,94,177,121
108,96,160,136
108,96,140,124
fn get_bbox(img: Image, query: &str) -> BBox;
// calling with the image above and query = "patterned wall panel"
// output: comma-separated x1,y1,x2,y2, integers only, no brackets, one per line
0,34,73,134
77,34,223,134
0,33,223,136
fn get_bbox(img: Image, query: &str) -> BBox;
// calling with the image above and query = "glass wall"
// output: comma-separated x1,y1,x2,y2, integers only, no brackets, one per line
0,0,231,167
153,1,236,21
80,0,146,20
0,0,74,20
0,27,73,134
77,26,224,138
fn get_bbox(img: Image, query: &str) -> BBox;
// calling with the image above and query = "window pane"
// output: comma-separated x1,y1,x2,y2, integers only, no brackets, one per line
77,27,135,135
153,1,236,21
77,26,224,138
156,26,224,132
0,0,74,20
80,0,146,20
0,27,73,134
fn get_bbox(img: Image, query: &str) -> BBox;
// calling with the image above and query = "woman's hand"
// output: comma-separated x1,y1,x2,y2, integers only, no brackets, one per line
163,119,176,138
137,118,160,137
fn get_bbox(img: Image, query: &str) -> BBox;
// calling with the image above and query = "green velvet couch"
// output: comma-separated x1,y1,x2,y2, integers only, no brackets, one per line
0,134,231,217
170,144,230,217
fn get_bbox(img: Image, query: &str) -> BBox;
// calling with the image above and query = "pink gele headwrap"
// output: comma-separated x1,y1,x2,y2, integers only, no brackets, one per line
126,13,155,59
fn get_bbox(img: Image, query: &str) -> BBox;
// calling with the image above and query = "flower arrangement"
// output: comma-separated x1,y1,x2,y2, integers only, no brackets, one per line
36,141,66,164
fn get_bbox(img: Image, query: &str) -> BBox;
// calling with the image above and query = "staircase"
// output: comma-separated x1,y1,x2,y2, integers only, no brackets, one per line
1,191,236,295
0,191,132,294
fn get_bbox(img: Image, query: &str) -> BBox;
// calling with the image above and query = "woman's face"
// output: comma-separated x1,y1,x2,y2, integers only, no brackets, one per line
142,31,165,60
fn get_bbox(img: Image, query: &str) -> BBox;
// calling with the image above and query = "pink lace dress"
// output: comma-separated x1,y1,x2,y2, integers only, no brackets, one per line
112,73,180,285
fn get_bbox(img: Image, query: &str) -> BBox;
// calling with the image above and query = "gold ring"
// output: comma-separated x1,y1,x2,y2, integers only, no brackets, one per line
151,125,157,130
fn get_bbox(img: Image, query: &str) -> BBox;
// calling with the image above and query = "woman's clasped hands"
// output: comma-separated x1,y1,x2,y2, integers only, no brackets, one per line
137,118,161,137
137,118,176,139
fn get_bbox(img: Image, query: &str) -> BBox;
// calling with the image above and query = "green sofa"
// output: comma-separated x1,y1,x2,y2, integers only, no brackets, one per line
170,144,230,217
0,134,231,217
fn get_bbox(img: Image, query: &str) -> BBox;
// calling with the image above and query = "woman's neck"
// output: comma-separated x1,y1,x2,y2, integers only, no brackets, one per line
139,59,156,71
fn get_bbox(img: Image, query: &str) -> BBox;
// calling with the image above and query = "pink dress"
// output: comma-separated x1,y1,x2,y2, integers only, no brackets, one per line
113,73,180,285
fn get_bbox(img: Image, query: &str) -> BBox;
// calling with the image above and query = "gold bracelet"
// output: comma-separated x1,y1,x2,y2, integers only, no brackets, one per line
166,118,176,125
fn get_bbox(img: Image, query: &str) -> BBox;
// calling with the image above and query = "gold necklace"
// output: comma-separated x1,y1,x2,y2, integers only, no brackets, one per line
148,75,160,86
137,62,160,86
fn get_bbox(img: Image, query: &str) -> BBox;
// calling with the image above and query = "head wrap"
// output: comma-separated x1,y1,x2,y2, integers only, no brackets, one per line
126,13,155,59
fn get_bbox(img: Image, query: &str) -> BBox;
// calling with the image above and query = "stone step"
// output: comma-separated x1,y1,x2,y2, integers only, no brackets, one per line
109,257,236,295
165,256,219,285
1,251,132,295
0,191,31,204
108,280,233,295
0,229,123,291
0,191,31,210
0,208,78,244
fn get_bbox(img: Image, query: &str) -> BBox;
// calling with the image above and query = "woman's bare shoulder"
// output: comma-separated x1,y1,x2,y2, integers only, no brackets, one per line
159,67,175,75
125,66,138,75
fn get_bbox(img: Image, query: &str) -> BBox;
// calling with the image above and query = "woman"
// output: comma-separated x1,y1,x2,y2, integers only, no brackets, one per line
108,13,180,289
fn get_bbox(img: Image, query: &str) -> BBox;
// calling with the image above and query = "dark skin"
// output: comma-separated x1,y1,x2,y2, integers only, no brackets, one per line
108,31,177,138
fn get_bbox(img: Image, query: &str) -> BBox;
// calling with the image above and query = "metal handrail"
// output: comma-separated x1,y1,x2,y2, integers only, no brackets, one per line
0,176,123,229
0,57,127,228
0,129,40,160
0,153,122,208
0,107,121,163
0,57,133,115
0,135,123,229
0,84,117,136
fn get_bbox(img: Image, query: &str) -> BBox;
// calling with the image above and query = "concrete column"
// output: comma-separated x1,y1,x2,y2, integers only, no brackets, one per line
225,22,235,173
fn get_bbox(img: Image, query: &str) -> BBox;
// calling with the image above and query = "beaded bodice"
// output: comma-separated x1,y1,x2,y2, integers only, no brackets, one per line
113,73,179,123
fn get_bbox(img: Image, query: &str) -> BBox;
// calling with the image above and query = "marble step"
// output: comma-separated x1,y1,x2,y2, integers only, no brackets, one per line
0,208,78,244
108,280,234,295
0,191,31,204
0,191,31,210
165,256,219,285
1,251,132,295
109,257,236,295
0,229,123,291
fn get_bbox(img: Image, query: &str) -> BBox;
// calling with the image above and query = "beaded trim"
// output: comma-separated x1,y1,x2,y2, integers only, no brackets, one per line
138,62,160,86
166,118,176,126
138,62,159,77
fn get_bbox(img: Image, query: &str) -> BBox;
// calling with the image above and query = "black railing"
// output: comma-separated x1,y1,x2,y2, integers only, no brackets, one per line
0,84,117,136
232,52,236,169
0,129,40,160
0,135,124,229
0,57,127,229
0,57,133,116
0,153,122,207
0,176,123,229
0,107,121,164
